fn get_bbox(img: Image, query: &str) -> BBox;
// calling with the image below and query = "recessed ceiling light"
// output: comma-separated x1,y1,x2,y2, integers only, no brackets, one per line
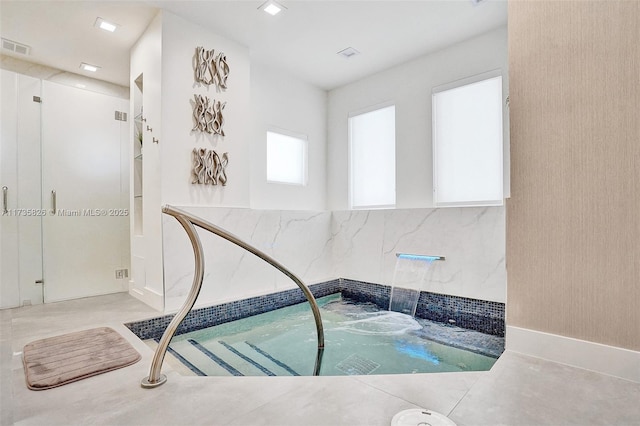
75,83,87,89
94,17,119,33
337,47,360,59
259,0,286,16
80,62,100,72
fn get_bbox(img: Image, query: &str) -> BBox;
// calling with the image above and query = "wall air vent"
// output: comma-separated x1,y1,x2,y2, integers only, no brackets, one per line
2,38,31,56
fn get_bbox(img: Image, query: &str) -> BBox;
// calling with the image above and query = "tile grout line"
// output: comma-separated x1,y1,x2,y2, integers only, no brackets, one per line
444,379,478,418
349,375,427,408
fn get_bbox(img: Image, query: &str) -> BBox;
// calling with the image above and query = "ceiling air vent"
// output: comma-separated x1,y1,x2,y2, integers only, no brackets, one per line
337,47,360,59
2,38,31,56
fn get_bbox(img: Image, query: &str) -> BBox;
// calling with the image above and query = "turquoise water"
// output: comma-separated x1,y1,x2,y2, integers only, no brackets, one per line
167,294,498,376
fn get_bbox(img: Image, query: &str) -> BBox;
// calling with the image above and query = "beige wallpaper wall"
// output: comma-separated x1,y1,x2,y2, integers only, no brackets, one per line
507,0,640,351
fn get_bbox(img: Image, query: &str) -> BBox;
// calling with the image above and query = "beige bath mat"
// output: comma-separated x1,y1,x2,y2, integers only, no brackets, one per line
23,327,141,390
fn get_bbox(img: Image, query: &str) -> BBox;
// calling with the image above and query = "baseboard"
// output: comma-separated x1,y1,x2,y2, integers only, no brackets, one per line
506,325,640,383
128,286,163,312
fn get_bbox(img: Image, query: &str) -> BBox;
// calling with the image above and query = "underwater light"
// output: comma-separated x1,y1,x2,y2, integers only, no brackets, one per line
394,342,440,364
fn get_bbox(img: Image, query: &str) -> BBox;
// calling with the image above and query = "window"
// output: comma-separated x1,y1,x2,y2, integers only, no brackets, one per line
266,130,307,185
349,104,396,208
432,72,504,206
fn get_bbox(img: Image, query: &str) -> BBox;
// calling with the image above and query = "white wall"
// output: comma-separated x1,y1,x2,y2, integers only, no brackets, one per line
129,11,164,309
137,14,507,311
1,54,129,99
161,11,251,208
136,12,329,213
318,27,509,304
250,63,327,210
327,26,509,210
156,16,328,213
131,11,329,310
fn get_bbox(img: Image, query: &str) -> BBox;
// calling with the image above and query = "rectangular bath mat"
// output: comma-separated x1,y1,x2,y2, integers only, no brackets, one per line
23,326,141,390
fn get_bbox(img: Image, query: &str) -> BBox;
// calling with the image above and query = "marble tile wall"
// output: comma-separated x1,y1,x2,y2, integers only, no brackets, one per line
333,207,506,303
162,207,333,311
162,206,505,311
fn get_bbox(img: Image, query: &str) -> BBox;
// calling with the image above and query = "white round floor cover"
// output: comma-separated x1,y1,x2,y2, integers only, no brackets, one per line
391,409,457,426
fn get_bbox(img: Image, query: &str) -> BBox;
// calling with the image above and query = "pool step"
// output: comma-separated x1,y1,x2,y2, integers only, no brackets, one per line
144,339,206,377
241,341,300,376
168,339,240,376
164,338,300,377
222,341,300,377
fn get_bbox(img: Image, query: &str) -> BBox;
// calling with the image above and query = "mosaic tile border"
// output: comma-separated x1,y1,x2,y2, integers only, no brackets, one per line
125,278,504,340
415,291,505,337
340,278,505,336
340,279,391,308
125,280,340,340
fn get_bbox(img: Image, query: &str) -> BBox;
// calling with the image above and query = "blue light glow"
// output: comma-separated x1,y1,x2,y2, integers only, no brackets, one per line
397,254,442,262
394,341,440,364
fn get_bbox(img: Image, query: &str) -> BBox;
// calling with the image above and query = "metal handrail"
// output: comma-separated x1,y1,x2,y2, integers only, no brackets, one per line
141,205,325,388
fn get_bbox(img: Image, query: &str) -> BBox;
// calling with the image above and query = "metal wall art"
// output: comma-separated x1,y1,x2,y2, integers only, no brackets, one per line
194,46,230,90
192,94,226,136
192,148,229,186
191,46,230,186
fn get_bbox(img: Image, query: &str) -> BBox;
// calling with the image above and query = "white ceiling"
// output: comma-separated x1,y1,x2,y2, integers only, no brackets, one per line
0,0,507,90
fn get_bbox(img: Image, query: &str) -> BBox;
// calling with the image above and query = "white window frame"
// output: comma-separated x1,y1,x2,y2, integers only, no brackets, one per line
266,128,308,186
432,70,504,207
348,102,396,209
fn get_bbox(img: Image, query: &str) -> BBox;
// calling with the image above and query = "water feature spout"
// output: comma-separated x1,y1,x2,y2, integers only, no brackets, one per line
395,253,445,262
389,253,444,316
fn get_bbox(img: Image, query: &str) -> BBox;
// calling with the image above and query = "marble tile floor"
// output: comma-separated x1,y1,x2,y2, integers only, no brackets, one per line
1,293,639,426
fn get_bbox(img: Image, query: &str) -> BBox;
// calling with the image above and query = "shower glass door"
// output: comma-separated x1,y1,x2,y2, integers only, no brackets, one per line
41,81,130,303
0,70,44,308
1,71,129,307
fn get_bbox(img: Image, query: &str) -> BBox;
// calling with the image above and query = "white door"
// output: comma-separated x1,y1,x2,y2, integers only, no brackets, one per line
41,81,129,302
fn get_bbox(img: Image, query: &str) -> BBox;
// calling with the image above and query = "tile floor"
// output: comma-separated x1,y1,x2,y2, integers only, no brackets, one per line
1,293,639,426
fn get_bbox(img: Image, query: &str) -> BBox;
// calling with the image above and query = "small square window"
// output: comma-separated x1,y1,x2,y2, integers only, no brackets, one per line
266,130,308,185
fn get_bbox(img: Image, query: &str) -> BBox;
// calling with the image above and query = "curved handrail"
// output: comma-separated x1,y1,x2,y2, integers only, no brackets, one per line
141,205,325,388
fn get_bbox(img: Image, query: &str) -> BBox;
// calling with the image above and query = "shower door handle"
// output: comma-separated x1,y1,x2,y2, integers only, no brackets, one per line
51,190,57,215
2,186,7,214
